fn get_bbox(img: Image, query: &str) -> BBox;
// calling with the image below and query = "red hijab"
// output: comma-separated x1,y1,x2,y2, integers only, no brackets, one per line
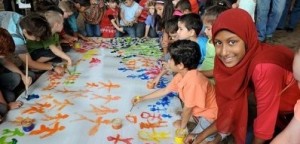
212,9,295,143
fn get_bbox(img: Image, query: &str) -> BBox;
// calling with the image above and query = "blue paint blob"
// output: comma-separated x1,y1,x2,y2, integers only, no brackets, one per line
26,94,40,101
161,114,172,118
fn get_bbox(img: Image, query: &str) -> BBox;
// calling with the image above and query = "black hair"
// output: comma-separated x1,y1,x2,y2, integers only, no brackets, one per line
164,16,179,34
175,0,191,12
156,0,174,31
178,13,202,35
168,40,201,70
36,1,64,15
19,13,52,41
201,0,230,24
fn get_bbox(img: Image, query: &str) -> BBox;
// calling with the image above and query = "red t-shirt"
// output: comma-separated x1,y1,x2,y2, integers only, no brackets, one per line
189,0,199,14
100,8,119,27
138,0,148,23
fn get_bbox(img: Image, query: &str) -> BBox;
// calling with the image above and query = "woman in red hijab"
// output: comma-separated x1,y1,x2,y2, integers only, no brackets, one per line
192,9,300,143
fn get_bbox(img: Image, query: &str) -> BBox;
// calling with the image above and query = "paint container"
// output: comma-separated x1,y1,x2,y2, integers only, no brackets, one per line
147,80,155,89
174,129,187,144
21,119,35,132
74,42,81,50
111,118,122,130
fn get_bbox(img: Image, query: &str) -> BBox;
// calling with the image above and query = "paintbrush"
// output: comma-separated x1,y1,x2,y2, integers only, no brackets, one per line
25,54,28,99
130,96,140,112
64,63,72,75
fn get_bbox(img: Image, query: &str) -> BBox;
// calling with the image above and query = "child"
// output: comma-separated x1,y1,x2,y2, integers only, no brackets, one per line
199,1,230,78
118,0,142,37
143,1,156,38
151,16,179,86
233,0,256,21
26,11,72,66
132,40,218,143
80,0,104,37
177,13,207,64
173,0,192,16
100,0,122,38
0,11,65,75
0,28,32,122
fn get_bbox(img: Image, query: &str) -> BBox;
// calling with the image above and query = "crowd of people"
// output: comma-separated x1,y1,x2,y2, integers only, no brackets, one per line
1,0,300,143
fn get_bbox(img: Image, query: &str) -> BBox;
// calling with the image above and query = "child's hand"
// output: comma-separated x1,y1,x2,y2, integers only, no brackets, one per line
67,59,72,66
131,96,142,105
117,27,124,33
21,75,32,88
184,134,197,144
173,119,183,129
53,66,65,76
151,76,161,87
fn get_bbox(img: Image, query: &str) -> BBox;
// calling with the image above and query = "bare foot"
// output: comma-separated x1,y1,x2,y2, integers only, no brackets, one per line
8,101,23,110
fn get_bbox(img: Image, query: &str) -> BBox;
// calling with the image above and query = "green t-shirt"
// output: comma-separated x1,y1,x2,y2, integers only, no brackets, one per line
200,40,215,71
26,33,59,53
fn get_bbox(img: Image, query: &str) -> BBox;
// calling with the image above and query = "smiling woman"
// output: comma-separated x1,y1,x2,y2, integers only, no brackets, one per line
203,8,300,143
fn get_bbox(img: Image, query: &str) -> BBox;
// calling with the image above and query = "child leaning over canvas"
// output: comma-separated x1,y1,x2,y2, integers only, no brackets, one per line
132,40,218,143
26,11,72,66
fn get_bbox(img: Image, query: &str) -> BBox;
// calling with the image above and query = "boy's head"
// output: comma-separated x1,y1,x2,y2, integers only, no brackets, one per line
108,0,118,9
147,1,156,15
0,28,15,56
165,16,179,43
19,13,52,41
44,10,64,33
175,0,191,15
201,1,229,39
155,0,164,17
168,40,200,71
59,1,76,18
177,13,202,40
124,0,134,7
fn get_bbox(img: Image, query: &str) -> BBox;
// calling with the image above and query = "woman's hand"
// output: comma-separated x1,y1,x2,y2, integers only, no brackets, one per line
21,75,32,88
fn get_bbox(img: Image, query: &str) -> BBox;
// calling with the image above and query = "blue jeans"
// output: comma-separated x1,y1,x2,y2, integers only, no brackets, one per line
116,26,136,37
256,0,286,41
134,22,158,38
85,23,101,37
289,0,300,29
0,72,21,102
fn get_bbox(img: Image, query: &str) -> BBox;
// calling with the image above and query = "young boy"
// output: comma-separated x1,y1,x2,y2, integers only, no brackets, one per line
132,40,218,142
0,11,65,75
26,10,72,67
177,13,207,64
118,0,142,37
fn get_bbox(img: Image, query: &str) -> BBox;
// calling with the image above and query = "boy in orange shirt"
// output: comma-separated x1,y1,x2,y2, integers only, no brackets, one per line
132,40,218,142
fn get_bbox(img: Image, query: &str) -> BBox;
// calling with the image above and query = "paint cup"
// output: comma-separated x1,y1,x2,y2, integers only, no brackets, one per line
174,128,187,144
147,80,155,89
21,118,35,132
74,42,81,50
111,118,122,130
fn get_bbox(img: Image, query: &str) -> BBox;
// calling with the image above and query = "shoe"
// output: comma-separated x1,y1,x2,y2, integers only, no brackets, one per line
286,27,294,32
276,28,284,30
266,37,275,44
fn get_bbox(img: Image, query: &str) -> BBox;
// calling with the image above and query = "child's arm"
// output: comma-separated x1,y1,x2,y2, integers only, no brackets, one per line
179,106,193,128
151,68,168,86
144,25,150,38
49,44,72,66
1,57,32,86
111,19,124,32
132,87,171,104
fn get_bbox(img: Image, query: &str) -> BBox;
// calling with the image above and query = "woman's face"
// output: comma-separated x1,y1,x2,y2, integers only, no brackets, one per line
214,30,246,68
155,3,164,17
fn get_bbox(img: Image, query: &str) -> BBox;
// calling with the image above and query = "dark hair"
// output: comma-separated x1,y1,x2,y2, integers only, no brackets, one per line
168,40,201,70
175,0,191,12
36,1,64,15
202,0,230,24
164,16,179,34
156,0,174,30
0,28,15,55
178,13,203,35
19,13,52,41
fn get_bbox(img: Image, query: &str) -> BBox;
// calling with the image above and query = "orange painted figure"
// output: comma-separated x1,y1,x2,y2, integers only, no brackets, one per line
98,80,120,92
30,122,65,138
42,113,69,123
107,134,133,144
86,82,99,88
74,114,110,136
22,102,52,114
88,104,118,115
91,94,121,104
52,99,74,111
140,120,168,130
